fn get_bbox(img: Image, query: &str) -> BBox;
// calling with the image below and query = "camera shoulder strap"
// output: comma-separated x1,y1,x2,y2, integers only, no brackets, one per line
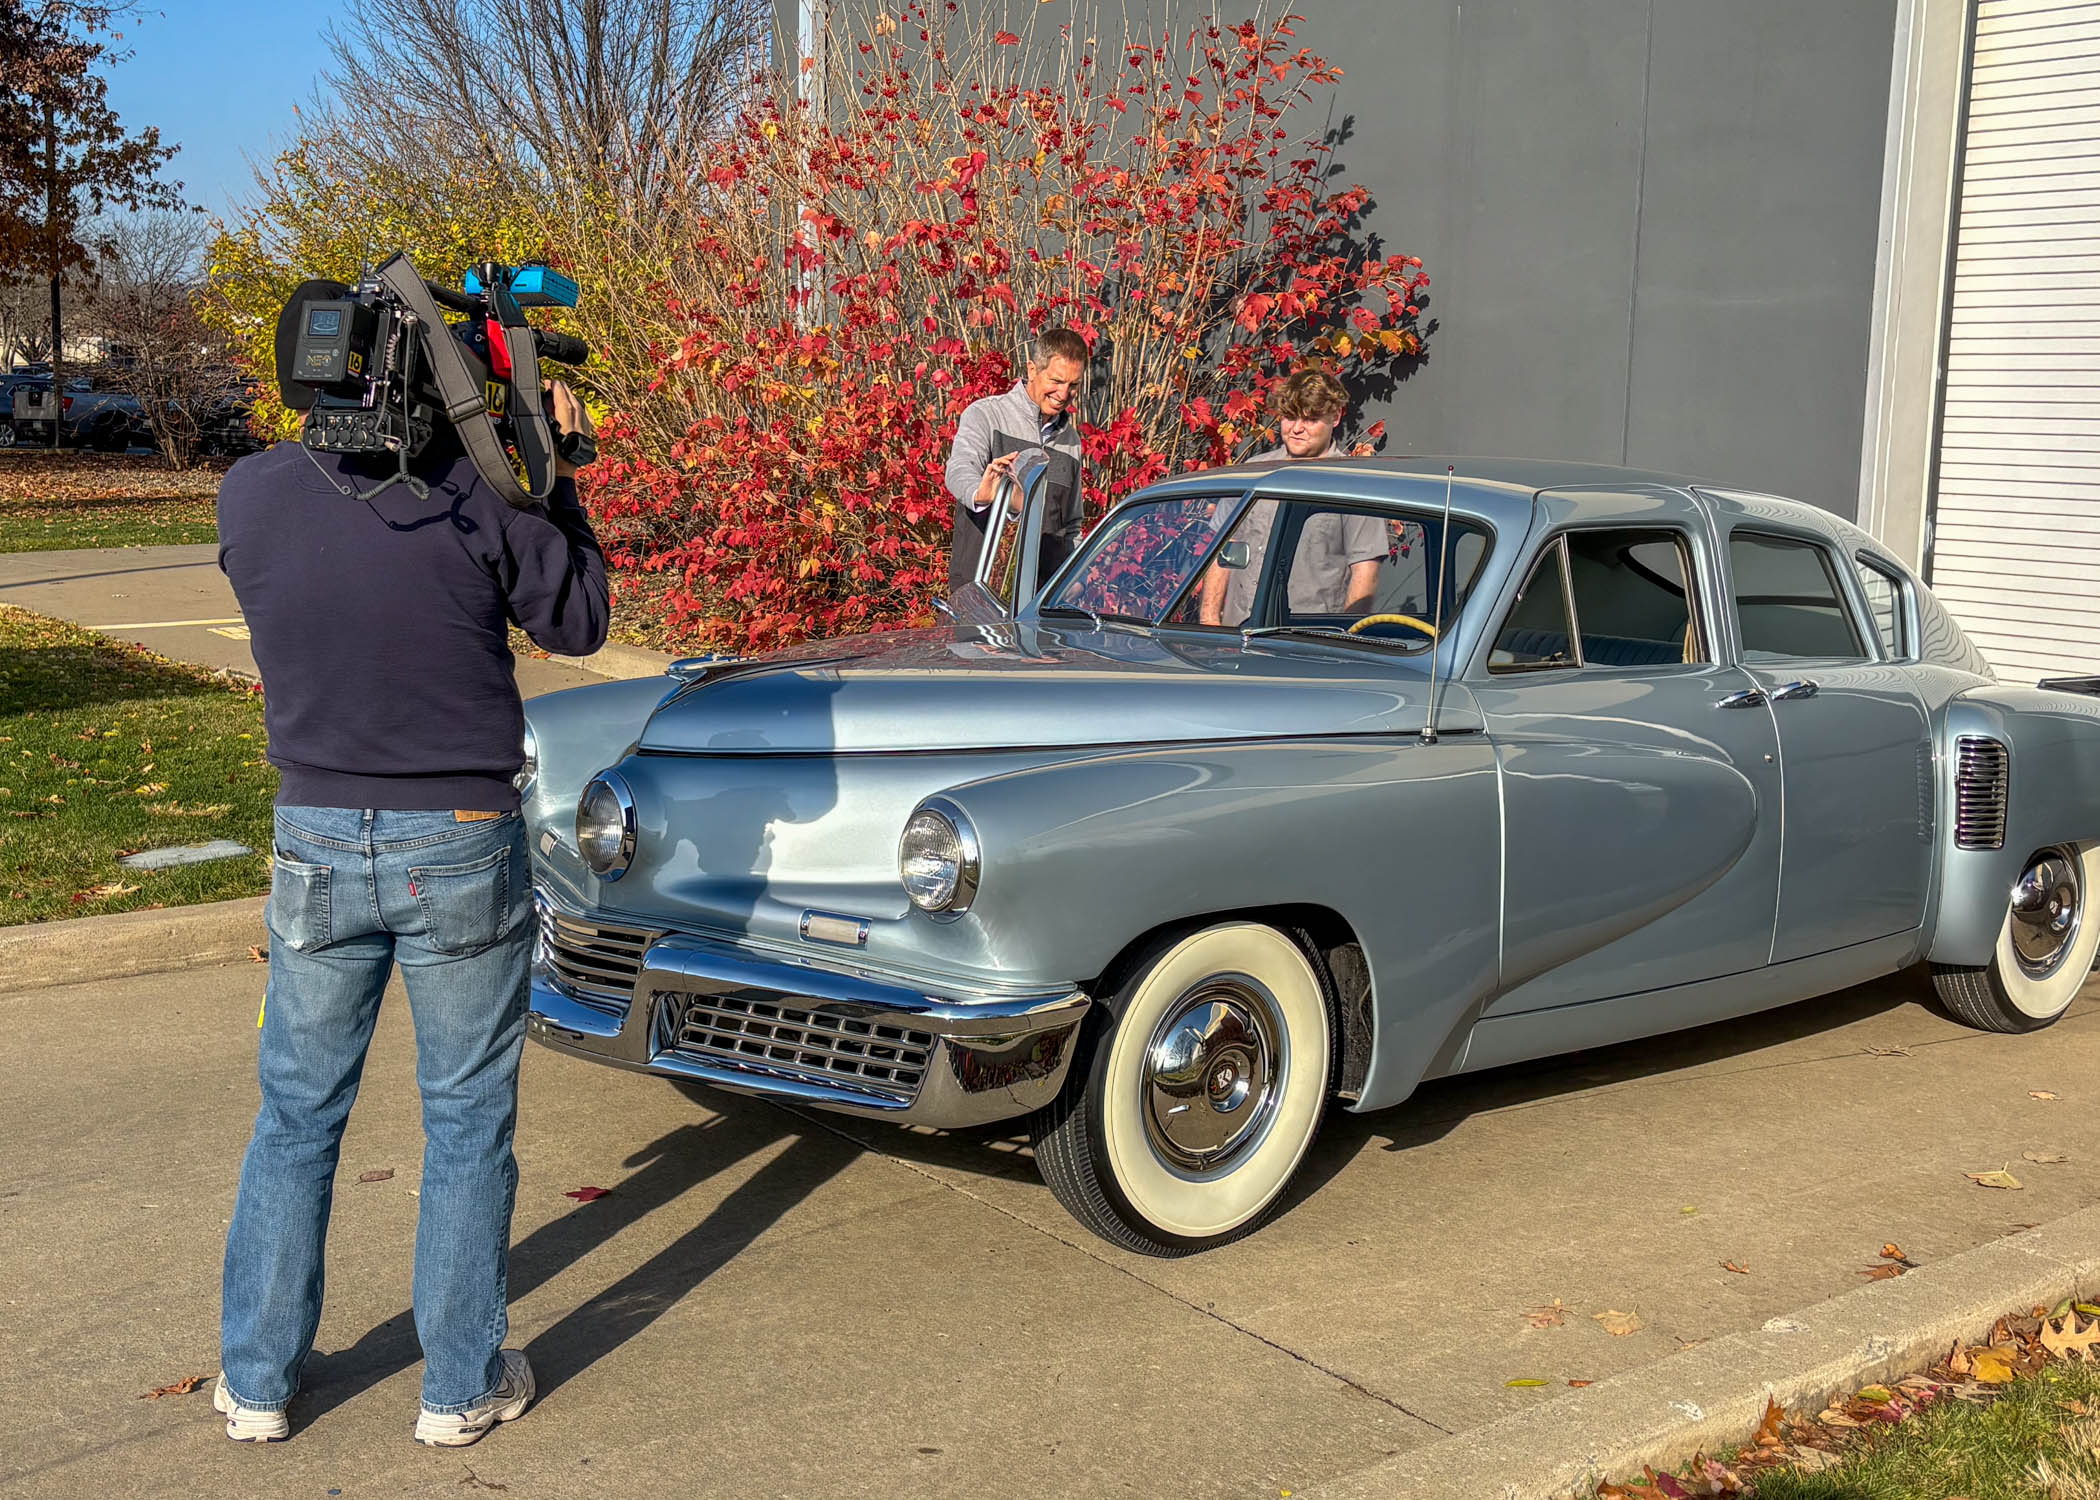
375,254,553,510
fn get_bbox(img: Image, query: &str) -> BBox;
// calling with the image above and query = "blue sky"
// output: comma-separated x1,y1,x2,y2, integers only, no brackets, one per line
101,4,335,219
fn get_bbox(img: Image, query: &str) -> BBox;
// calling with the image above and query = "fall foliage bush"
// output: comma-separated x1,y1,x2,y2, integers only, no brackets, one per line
205,4,1430,654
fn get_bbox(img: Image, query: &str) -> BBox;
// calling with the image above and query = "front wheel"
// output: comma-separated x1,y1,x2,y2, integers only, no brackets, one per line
1032,922,1334,1256
1934,842,2100,1033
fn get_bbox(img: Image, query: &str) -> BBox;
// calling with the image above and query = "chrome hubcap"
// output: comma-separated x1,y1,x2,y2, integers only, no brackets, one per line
1142,978,1285,1173
2010,847,2083,979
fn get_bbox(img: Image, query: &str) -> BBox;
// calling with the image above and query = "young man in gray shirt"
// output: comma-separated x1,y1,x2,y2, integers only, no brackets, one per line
944,328,1087,590
1198,368,1384,626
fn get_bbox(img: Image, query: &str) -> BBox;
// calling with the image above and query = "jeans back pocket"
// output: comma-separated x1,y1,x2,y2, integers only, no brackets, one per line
267,855,333,952
409,846,515,957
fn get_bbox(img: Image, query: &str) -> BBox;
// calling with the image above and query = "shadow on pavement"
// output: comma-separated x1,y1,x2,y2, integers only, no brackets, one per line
297,1107,860,1424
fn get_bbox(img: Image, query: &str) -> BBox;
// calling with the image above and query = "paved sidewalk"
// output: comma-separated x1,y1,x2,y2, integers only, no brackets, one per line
0,545,617,699
4,959,2093,1498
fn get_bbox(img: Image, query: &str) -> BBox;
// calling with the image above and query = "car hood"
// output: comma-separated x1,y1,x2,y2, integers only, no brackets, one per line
635,623,1440,754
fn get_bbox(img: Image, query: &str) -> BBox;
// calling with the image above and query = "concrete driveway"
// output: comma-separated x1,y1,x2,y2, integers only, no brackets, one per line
4,957,2094,1499
0,545,614,699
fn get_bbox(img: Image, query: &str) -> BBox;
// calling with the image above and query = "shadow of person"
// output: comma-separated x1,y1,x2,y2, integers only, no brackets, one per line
524,1118,861,1400
298,1104,858,1422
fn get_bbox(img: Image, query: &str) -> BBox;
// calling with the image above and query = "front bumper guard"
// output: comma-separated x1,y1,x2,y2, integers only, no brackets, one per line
528,932,1091,1129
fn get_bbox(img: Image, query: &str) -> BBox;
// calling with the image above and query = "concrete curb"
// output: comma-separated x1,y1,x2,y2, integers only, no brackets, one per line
547,640,678,680
1304,1207,2100,1500
0,895,266,995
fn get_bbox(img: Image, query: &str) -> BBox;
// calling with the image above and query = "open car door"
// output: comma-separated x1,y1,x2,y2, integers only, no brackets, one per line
945,449,1065,625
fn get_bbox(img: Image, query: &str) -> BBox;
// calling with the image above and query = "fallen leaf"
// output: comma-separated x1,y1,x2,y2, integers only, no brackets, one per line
2031,1090,2060,1101
1505,1377,1550,1387
1680,1205,1699,1216
1752,1395,1787,1447
1860,1262,1904,1281
138,1373,209,1399
1523,1298,1566,1329
1966,1167,2025,1190
82,881,138,899
1568,1379,1594,1387
2023,1150,2070,1165
1949,1340,1973,1374
564,1185,611,1202
357,1168,394,1184
2044,1312,2100,1363
246,945,267,962
1864,1044,1912,1057
1818,1407,1862,1428
1594,1309,1644,1337
1969,1345,2017,1384
1721,1261,1750,1274
1881,1243,1905,1260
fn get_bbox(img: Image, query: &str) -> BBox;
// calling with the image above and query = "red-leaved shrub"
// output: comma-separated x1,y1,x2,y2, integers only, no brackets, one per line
588,4,1430,652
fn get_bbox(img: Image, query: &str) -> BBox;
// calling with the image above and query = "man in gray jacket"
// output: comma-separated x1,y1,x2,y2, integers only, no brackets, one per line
944,328,1087,590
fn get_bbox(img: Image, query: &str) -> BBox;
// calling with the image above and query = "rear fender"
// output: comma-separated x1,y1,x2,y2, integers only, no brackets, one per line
1927,686,2100,966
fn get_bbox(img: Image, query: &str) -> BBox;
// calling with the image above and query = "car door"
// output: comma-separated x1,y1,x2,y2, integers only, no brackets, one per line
947,450,1057,626
1716,519,1934,963
1476,505,1785,1014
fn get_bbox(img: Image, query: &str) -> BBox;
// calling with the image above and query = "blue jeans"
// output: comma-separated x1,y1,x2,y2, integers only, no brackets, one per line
221,807,531,1415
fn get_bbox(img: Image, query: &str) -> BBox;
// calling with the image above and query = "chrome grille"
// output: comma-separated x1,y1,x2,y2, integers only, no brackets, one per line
666,991,936,1101
1954,736,2009,850
540,908,656,1014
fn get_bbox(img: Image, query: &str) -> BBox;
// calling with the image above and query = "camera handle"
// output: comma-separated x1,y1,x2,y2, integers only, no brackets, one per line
375,254,557,509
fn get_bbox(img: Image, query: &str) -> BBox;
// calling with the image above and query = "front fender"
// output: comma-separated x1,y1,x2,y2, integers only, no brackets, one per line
1928,686,2100,966
522,675,684,905
932,735,1503,1111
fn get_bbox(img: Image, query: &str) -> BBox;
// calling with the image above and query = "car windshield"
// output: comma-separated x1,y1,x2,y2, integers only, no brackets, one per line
1040,493,1233,622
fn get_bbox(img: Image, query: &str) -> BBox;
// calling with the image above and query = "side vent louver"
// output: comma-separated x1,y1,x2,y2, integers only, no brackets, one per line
1954,737,2008,850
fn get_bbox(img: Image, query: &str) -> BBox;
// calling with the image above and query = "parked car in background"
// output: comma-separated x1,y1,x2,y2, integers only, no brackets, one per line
517,457,2100,1255
4,373,145,450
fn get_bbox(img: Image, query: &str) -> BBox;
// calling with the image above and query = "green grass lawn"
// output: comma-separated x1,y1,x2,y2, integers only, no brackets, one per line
1750,1360,2100,1499
0,605,276,925
0,493,219,550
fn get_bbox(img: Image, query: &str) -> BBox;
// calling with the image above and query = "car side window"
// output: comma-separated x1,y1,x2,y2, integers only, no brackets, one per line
1563,529,1706,667
1488,538,1576,669
1729,532,1866,663
1853,554,1909,658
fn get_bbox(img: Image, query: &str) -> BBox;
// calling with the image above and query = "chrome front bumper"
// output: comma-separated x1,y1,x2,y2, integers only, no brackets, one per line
527,911,1091,1129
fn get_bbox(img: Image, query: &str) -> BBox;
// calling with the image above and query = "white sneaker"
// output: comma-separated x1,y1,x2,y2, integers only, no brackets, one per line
213,1376,290,1442
413,1349,534,1447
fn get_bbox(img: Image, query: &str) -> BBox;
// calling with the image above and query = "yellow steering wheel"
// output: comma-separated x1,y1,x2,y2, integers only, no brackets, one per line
1346,612,1440,639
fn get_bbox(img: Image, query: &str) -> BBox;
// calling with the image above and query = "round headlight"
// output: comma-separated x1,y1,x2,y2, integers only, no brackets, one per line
899,797,980,914
514,722,539,793
576,772,636,880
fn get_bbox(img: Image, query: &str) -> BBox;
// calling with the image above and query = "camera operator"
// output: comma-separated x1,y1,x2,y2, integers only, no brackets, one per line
210,369,606,1447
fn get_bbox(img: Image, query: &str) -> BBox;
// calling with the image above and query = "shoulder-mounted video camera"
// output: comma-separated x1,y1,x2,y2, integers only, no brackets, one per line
275,252,593,507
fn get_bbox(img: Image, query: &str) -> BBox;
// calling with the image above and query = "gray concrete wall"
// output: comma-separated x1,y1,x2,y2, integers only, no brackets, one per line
789,0,1899,517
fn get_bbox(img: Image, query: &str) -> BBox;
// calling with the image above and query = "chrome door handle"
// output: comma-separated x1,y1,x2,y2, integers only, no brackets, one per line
1771,679,1820,701
1715,688,1768,709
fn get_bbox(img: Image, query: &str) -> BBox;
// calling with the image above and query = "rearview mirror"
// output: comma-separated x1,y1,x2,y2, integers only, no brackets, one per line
1217,540,1251,570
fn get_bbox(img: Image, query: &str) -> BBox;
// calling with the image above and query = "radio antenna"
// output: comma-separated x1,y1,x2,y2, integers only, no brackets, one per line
1419,463,1456,746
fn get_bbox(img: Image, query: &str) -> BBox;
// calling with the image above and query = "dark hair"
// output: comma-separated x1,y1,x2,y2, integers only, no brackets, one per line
1030,327,1088,369
1274,367,1347,421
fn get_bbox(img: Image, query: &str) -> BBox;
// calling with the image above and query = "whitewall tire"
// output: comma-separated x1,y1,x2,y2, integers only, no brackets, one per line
1934,842,2100,1033
1033,922,1334,1256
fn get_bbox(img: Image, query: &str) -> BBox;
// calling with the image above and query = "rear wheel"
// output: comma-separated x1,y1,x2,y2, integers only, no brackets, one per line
1933,842,2100,1033
1032,922,1334,1256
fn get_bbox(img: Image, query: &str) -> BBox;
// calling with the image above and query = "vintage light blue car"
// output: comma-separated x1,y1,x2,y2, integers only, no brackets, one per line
521,457,2100,1255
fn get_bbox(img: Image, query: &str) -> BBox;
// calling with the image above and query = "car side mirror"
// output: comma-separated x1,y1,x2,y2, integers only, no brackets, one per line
1217,540,1251,570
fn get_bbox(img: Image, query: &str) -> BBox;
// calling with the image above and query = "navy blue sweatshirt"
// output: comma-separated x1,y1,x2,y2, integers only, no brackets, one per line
217,439,610,811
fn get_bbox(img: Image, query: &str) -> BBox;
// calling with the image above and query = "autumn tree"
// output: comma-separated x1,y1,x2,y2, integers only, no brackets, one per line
0,0,183,441
84,212,241,467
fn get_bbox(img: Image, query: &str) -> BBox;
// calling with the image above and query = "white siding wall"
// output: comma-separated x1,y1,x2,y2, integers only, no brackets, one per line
1934,0,2100,684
